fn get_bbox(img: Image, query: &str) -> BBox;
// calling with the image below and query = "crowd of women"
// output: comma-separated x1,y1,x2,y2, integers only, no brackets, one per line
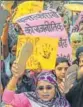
0,1,83,107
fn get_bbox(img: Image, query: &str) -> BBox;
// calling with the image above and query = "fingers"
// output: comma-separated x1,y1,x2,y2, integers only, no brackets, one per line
58,82,65,94
11,60,24,78
11,63,19,76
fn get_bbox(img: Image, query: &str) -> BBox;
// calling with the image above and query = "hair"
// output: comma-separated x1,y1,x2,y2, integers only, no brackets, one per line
76,46,83,59
55,57,70,67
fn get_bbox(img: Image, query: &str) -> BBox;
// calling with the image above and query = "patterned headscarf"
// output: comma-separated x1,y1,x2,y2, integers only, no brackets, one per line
36,71,57,86
24,71,70,107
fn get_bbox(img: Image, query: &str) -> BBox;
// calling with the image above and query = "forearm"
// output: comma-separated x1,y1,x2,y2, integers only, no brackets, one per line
6,76,19,91
2,76,22,105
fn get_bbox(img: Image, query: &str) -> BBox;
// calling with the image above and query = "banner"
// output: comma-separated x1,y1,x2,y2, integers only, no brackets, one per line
12,1,43,23
16,9,66,38
16,9,72,63
16,35,59,70
58,38,72,63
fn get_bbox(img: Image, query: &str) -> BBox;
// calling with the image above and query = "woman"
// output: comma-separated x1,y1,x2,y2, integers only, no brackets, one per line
53,57,70,94
2,62,70,107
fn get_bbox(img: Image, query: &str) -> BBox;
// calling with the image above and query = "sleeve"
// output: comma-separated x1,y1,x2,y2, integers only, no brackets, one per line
2,89,31,107
65,84,78,104
66,89,73,104
66,79,83,106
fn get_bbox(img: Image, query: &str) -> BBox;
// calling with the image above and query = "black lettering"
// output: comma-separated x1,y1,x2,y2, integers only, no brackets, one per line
18,10,60,23
50,10,59,18
59,38,67,48
25,24,34,34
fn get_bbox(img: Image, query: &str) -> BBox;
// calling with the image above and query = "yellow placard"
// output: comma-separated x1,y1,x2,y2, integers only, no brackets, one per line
16,35,59,70
12,1,44,23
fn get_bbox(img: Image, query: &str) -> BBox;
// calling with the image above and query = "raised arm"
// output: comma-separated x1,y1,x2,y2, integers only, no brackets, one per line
6,42,33,90
2,42,33,107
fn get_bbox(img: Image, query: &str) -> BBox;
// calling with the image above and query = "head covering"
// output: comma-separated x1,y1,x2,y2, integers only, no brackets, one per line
70,32,82,43
24,72,70,107
76,46,83,58
36,71,57,86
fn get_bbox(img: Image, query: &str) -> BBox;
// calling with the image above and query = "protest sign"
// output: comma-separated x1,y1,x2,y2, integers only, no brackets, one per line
16,9,72,63
12,1,43,23
16,35,59,70
58,38,72,63
16,9,66,38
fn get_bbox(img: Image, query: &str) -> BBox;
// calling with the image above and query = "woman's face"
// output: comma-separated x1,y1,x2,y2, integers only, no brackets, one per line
54,62,69,80
37,80,55,101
